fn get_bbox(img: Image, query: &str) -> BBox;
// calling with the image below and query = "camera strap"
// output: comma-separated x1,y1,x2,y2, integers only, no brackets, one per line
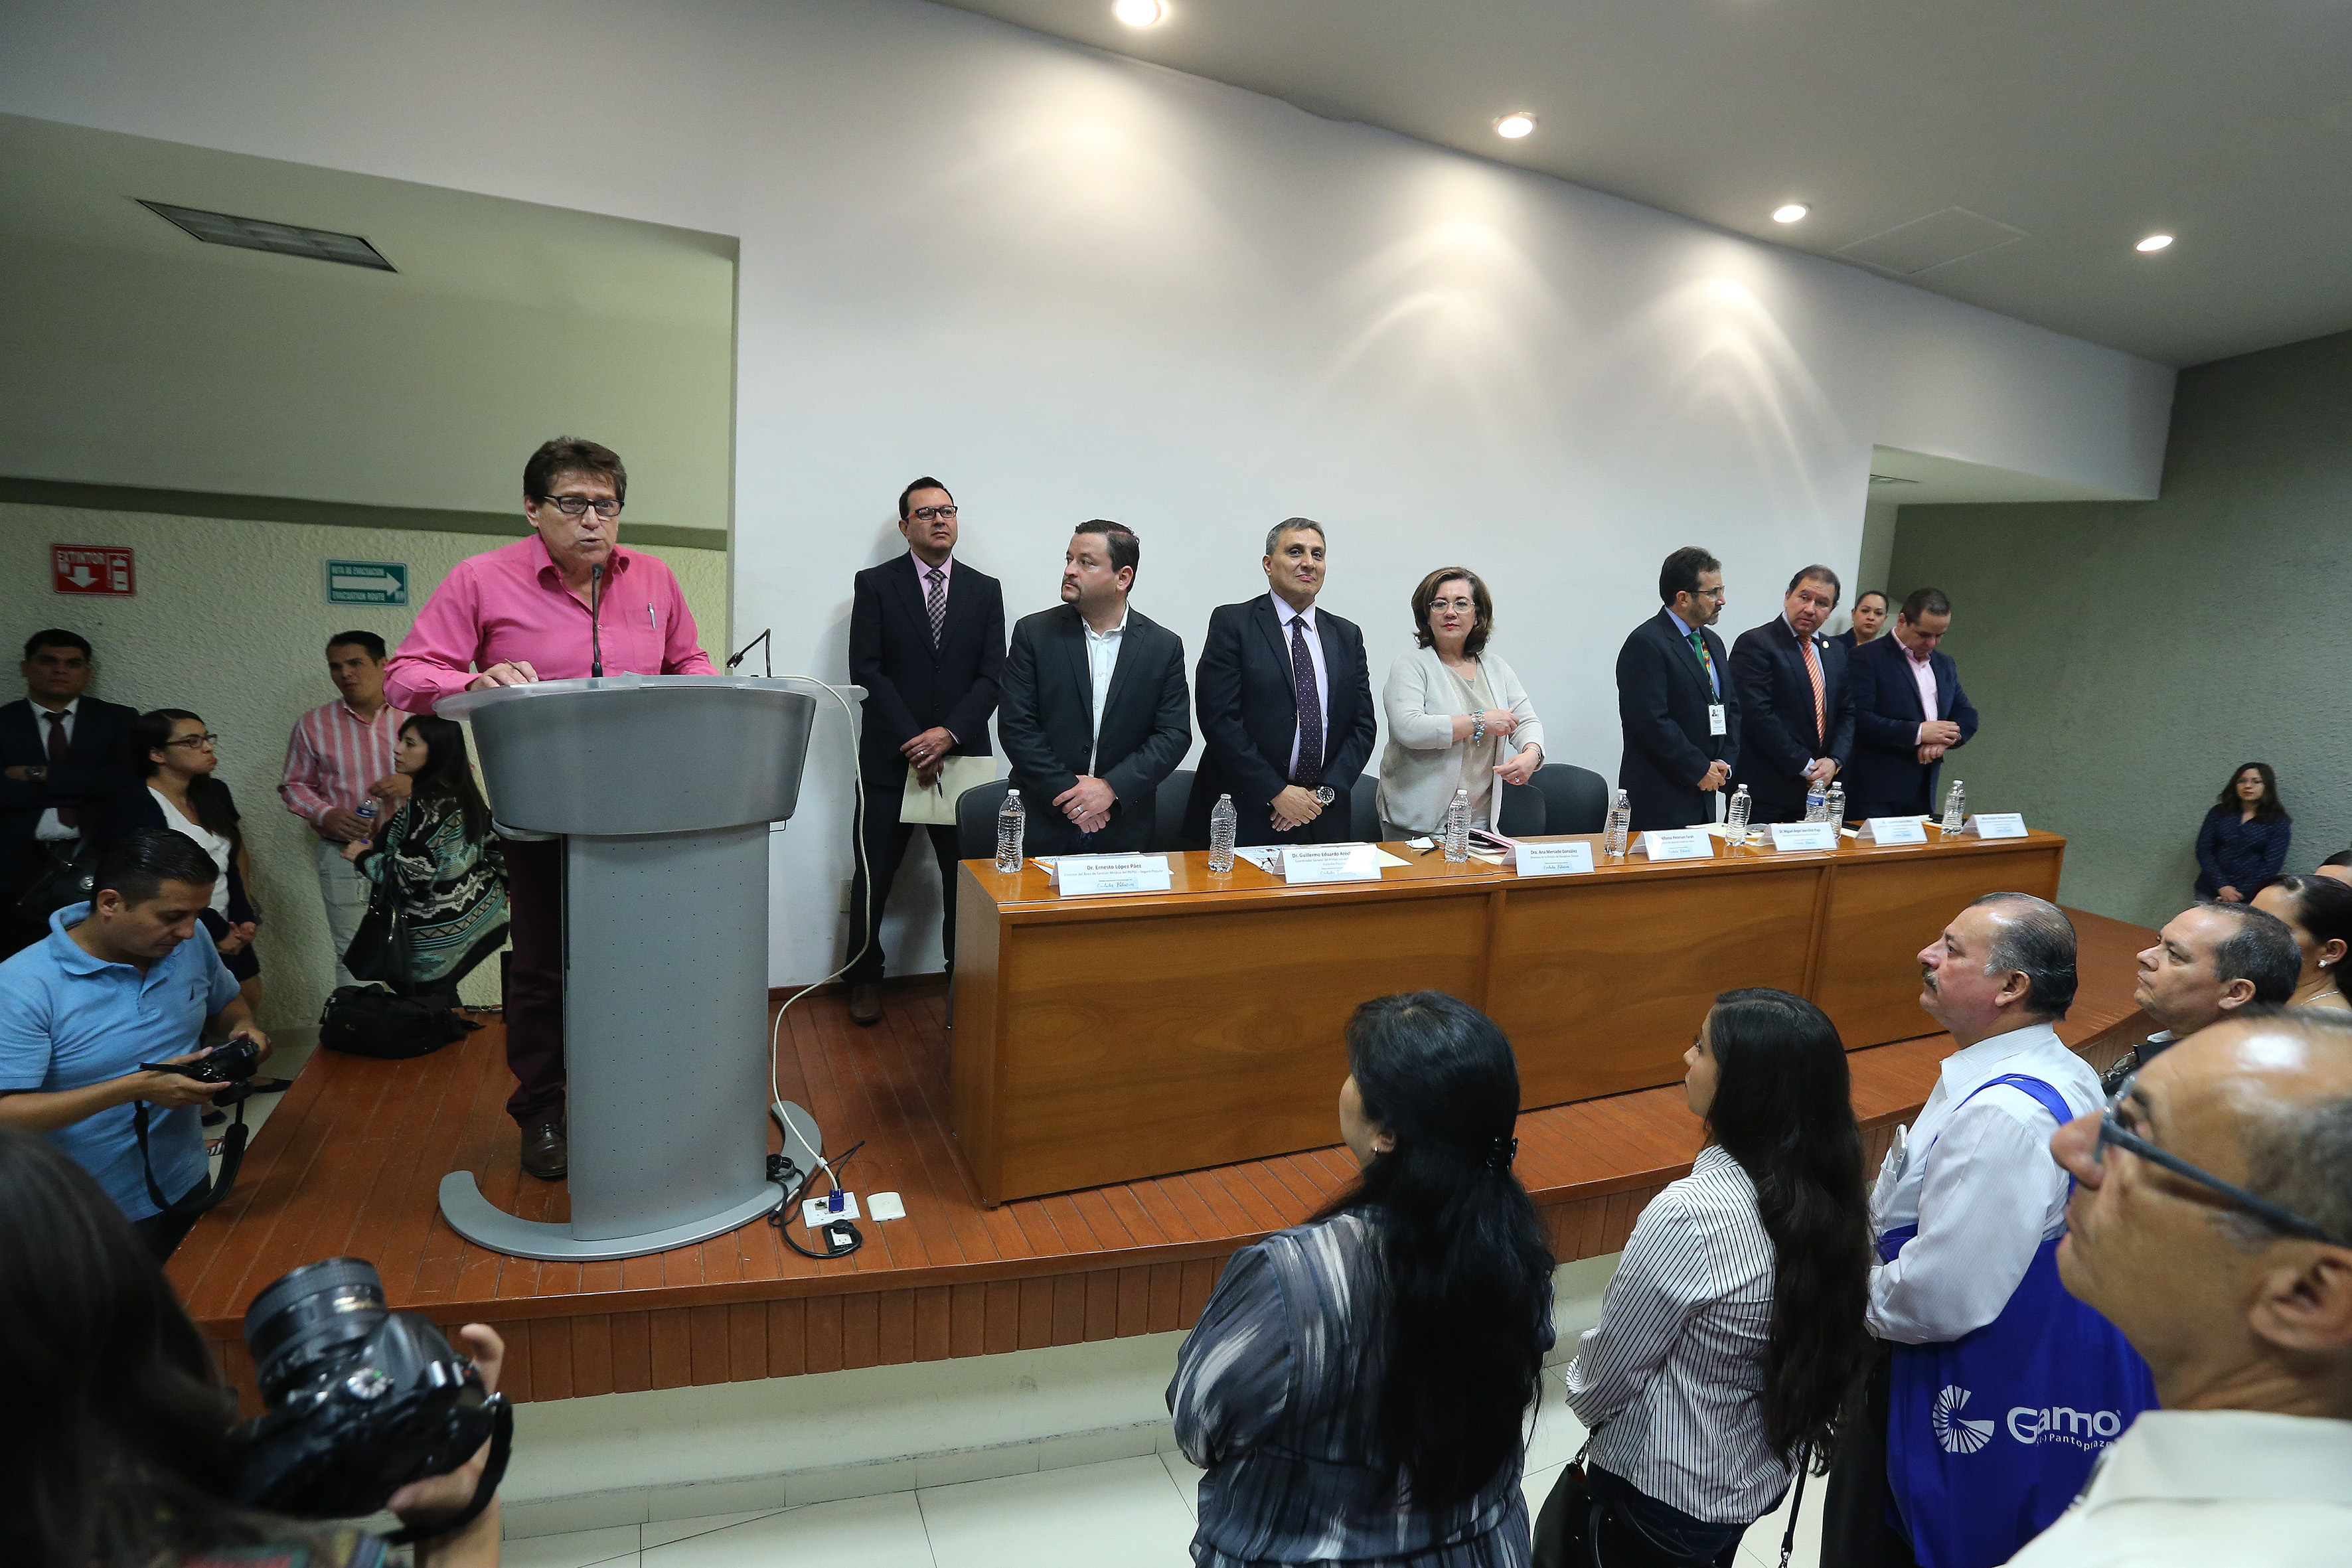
133,1093,248,1221
384,1395,513,1548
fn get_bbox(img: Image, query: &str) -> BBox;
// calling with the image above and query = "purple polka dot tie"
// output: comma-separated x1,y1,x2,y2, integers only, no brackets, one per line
1289,615,1323,785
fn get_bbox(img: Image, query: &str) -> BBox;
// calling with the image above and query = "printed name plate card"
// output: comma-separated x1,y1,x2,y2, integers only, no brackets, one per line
1960,813,2029,840
1767,822,1842,852
1053,854,1173,897
1513,839,1597,876
1282,843,1387,885
1859,816,1929,845
1639,828,1715,862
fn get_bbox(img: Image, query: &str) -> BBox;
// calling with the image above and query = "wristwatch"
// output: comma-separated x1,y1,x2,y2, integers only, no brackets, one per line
25,765,46,783
1313,785,1336,806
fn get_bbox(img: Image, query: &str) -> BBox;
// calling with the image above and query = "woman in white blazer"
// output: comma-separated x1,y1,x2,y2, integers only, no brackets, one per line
1376,568,1545,838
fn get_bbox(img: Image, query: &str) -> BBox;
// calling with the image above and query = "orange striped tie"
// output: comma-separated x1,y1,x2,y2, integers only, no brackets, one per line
1802,637,1826,749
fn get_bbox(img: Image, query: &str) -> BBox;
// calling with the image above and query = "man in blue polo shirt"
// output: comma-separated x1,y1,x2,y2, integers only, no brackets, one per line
0,829,269,1259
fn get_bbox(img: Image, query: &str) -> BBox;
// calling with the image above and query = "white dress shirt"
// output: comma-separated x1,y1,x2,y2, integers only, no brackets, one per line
2001,1409,2352,1567
1867,1020,2103,1343
1565,1145,1790,1524
1083,605,1129,776
33,698,80,842
149,786,234,916
1269,593,1330,781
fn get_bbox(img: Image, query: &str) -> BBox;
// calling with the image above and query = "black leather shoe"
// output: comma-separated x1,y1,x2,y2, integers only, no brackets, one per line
520,1121,568,1180
848,981,884,1027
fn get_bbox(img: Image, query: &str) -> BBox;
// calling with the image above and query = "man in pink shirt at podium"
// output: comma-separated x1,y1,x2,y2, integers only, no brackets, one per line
387,437,714,1182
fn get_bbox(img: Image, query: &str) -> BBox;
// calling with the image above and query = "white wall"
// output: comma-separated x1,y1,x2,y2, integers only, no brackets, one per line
0,0,2175,985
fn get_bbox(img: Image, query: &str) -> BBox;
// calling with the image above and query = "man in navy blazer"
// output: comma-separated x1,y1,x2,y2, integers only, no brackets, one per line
1845,586,1979,821
1616,546,1740,832
1185,519,1379,848
1,629,139,957
997,521,1191,857
844,478,1005,1026
1730,566,1855,825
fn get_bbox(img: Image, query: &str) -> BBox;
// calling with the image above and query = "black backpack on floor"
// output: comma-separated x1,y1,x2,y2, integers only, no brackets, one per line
319,984,471,1059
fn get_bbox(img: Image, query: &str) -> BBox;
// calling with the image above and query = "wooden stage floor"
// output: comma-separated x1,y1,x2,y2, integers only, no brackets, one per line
171,909,2154,1408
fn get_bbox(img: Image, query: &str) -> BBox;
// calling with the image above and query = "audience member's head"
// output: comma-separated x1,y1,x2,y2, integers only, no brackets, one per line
1686,988,1872,1460
1849,589,1889,641
1329,992,1553,1510
1410,566,1494,656
396,715,493,840
896,475,958,560
1782,566,1840,639
325,632,388,709
2053,1010,2352,1416
1061,520,1139,616
82,831,218,965
1894,586,1952,659
2134,902,2302,1037
2254,875,2352,1008
21,628,94,708
1919,892,2077,1044
2319,850,2352,888
1658,546,1725,626
128,710,241,850
2216,761,2288,821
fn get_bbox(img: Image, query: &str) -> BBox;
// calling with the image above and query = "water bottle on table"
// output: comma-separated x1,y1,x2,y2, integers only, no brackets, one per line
1826,779,1845,828
995,789,1026,874
1208,793,1237,874
1940,779,1966,836
1804,779,1828,823
1725,783,1751,846
1604,788,1632,860
1443,788,1471,863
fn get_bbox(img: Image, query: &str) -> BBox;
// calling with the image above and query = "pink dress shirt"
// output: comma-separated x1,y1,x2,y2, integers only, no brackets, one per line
1907,643,1940,741
385,534,716,715
279,698,412,838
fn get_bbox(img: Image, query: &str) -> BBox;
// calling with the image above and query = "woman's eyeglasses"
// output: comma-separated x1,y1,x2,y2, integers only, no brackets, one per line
2098,1073,2347,1246
166,733,220,750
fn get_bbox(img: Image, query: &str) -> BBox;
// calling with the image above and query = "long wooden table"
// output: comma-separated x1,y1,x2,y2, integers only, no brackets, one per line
951,828,2065,1206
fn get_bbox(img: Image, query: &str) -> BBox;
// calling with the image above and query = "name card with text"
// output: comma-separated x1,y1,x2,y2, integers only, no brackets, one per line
1053,854,1173,897
1514,839,1597,876
1640,828,1716,862
1960,813,2029,840
1768,821,1842,852
1859,816,1929,845
1282,844,1387,885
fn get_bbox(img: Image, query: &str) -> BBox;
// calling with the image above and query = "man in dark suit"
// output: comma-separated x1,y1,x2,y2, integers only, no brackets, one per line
1730,565,1856,825
1616,547,1740,832
997,521,1190,856
1,629,139,956
1832,588,1889,651
1845,586,1980,821
1185,518,1379,848
844,477,1006,1027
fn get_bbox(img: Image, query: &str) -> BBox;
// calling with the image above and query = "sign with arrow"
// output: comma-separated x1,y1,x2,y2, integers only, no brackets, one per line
325,559,409,606
52,545,135,596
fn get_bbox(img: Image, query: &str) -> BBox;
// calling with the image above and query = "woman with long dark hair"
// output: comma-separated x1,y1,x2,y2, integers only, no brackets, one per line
2253,872,2352,1012
1172,992,1556,1567
0,1126,505,1567
2195,761,2291,903
342,715,507,1010
1547,988,1872,1566
102,710,263,1000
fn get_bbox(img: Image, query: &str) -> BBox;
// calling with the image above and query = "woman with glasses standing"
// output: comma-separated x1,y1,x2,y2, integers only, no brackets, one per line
101,711,261,998
1376,567,1545,840
2195,762,2291,903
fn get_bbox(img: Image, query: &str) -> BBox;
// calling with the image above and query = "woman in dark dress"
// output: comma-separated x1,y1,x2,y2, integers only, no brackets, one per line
343,714,507,1010
2194,761,2291,902
100,710,264,997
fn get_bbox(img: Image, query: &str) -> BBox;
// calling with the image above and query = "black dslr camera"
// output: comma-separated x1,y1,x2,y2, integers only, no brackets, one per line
140,1036,263,1083
233,1258,510,1533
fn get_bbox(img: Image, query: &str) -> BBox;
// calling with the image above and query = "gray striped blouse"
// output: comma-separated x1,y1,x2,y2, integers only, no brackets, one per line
1170,1210,1551,1567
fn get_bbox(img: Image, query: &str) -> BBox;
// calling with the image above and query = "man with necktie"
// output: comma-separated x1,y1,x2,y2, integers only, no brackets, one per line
0,631,139,957
843,477,1005,1028
1615,546,1741,832
1730,565,1855,825
1186,518,1379,848
1845,586,1979,823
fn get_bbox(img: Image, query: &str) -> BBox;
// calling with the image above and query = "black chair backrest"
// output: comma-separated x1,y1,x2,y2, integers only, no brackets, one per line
1496,779,1545,837
1152,770,1195,853
1350,781,1379,842
1532,763,1610,835
955,777,1016,864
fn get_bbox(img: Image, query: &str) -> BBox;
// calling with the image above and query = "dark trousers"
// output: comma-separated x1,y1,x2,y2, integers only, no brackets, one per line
502,837,566,1129
1821,1345,1919,1568
131,1200,203,1263
847,785,962,984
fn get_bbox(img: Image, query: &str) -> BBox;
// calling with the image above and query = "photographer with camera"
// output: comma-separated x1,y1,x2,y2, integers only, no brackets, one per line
0,828,270,1259
0,1127,507,1567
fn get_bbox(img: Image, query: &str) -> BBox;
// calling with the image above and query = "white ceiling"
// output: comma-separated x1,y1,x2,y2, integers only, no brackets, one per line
934,0,2352,369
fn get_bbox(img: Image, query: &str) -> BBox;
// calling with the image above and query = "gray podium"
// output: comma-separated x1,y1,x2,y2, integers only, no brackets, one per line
433,674,849,1261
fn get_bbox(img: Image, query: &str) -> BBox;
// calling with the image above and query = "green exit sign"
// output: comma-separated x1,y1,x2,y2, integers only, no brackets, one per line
325,559,408,605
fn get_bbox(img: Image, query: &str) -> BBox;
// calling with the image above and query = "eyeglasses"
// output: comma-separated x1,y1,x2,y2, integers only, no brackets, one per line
2097,1073,2348,1246
909,505,959,522
166,733,220,750
537,495,623,518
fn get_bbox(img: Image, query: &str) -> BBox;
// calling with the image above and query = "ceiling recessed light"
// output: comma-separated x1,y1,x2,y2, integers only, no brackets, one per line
1772,203,1810,224
1494,112,1537,140
2136,233,2174,253
1112,0,1163,25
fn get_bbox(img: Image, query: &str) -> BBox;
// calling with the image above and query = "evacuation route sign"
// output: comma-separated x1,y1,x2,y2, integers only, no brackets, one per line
325,559,409,606
52,544,135,595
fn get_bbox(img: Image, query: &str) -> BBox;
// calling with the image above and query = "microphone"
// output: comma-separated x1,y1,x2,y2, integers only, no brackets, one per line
726,629,773,676
589,563,605,678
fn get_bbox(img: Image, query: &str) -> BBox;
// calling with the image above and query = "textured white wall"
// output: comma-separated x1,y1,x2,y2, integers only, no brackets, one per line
0,504,726,1036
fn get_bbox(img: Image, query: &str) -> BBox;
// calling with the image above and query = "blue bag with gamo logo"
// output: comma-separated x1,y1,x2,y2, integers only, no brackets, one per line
1877,1073,2158,1568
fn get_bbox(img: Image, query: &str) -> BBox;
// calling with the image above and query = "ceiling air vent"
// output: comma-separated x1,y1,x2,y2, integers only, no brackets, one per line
1836,207,2025,277
1867,473,1921,487
138,200,395,272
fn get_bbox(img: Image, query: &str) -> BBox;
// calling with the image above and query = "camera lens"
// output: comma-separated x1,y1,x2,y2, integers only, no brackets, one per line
244,1257,389,1403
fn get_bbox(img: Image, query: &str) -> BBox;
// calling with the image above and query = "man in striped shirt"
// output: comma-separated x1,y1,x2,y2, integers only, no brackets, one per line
279,632,410,988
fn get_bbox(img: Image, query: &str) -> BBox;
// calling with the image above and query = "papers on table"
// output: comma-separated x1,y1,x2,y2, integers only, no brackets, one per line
1958,812,2029,839
1036,854,1174,896
1638,828,1715,862
1857,816,1929,844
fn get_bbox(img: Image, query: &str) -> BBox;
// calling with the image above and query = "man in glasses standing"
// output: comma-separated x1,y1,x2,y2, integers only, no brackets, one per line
387,437,714,1182
2015,1011,2352,1565
1616,546,1739,830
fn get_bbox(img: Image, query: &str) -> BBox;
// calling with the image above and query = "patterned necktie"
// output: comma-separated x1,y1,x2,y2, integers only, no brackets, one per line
925,566,947,649
1289,615,1324,785
1801,635,1826,748
46,711,75,828
1686,631,1718,698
